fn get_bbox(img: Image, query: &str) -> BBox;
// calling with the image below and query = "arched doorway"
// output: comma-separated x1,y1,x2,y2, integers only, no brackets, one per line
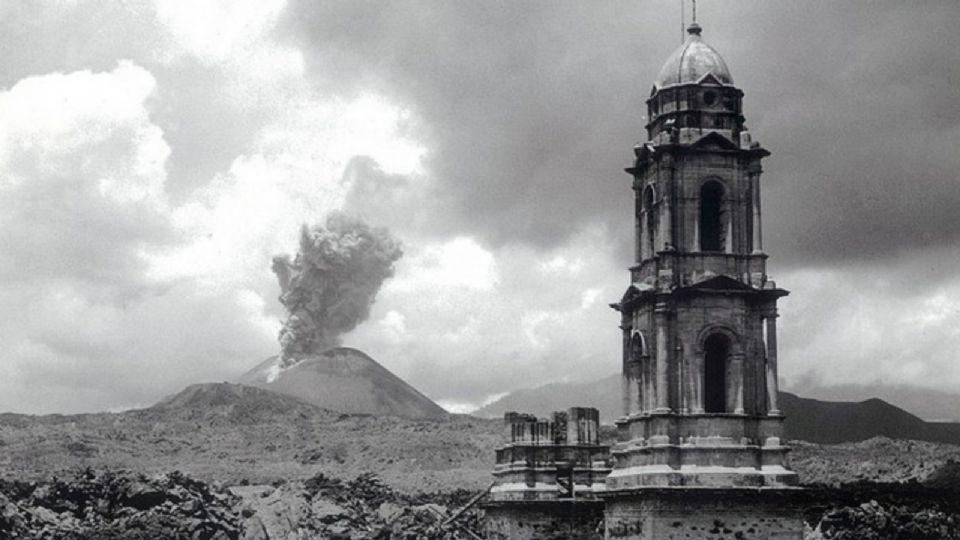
703,333,730,413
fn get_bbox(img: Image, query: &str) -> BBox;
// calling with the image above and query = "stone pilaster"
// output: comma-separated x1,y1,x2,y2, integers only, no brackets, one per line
750,169,763,254
654,303,671,412
764,312,780,415
730,352,745,414
691,350,704,413
659,184,672,252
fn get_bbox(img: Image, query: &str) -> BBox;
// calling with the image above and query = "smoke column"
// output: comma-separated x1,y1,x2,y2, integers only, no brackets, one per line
272,212,403,367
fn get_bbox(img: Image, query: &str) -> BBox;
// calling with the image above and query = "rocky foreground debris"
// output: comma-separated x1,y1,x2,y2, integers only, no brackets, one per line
3,467,960,539
807,498,960,539
0,469,241,539
234,472,483,539
0,469,483,539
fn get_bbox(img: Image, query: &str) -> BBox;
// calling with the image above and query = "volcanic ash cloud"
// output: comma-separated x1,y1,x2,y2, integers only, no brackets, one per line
272,213,403,368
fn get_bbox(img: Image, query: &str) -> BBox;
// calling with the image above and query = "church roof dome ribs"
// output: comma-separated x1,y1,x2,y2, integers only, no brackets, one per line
653,24,734,90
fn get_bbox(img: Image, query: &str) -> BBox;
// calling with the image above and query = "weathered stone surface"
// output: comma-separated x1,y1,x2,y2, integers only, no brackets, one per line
485,408,610,537
604,488,804,540
232,472,484,539
485,500,604,540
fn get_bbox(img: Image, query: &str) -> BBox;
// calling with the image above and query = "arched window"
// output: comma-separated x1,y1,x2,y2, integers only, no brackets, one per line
699,180,725,251
643,186,655,257
703,333,730,413
630,334,643,363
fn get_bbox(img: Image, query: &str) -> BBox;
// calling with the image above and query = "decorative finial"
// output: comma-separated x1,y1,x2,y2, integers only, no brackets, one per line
687,22,702,36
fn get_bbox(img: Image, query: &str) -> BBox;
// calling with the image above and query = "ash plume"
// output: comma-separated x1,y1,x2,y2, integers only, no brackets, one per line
272,213,402,367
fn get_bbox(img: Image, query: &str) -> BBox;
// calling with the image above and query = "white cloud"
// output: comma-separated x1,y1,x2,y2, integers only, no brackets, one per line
0,61,169,287
148,93,424,297
154,0,290,66
0,5,428,413
389,237,499,293
778,261,960,392
347,224,622,404
539,255,585,275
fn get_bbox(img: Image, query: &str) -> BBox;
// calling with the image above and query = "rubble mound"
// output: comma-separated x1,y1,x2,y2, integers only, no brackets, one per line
239,347,448,420
0,469,241,539
233,472,483,539
790,438,960,486
804,484,960,539
810,499,960,539
924,459,960,491
0,469,485,539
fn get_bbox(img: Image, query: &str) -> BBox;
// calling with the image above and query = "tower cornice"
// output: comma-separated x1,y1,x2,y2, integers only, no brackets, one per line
625,136,770,178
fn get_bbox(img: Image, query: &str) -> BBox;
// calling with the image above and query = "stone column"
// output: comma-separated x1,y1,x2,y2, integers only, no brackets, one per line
693,212,700,253
730,353,745,414
636,357,645,413
635,358,644,414
639,208,649,261
765,313,781,415
750,169,763,254
630,362,641,415
654,303,671,412
635,193,643,263
621,329,631,417
724,203,733,253
621,372,630,418
659,189,672,252
678,343,689,414
692,351,704,413
641,355,652,412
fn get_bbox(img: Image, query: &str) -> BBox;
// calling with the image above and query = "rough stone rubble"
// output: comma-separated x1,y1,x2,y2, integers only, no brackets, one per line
0,469,484,539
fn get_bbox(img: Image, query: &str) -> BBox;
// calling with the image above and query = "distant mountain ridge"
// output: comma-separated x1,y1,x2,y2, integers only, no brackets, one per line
778,392,960,445
474,374,621,421
475,375,960,446
238,347,448,420
785,382,960,422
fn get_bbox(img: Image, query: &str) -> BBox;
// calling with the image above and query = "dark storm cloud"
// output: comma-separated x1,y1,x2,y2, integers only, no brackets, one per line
280,0,664,253
713,2,960,270
281,0,960,271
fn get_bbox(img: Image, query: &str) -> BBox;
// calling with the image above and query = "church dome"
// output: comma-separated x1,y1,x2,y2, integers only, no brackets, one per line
654,23,733,89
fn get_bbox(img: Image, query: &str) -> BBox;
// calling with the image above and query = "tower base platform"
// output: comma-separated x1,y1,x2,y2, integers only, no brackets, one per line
603,488,804,540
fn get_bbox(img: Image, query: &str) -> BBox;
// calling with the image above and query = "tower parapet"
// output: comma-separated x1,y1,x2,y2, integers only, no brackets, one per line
492,408,608,502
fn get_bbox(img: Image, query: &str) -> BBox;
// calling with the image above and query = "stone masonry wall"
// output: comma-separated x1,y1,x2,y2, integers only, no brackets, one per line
604,489,804,540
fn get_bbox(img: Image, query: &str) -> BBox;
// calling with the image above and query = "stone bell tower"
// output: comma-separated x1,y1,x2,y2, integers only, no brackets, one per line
602,22,804,540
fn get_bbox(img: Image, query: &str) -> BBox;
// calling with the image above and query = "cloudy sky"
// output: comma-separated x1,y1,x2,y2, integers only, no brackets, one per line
1,0,958,414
